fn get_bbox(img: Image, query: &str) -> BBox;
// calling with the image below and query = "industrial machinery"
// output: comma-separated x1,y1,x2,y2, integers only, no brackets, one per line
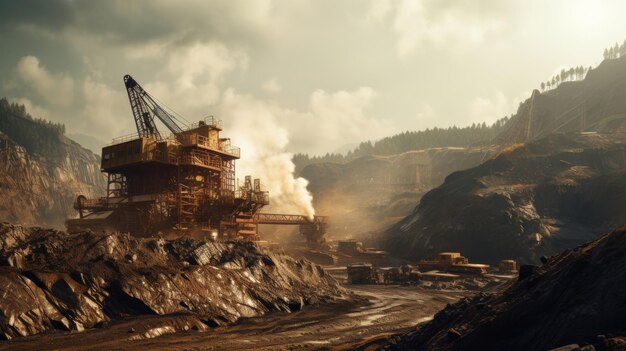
66,75,327,246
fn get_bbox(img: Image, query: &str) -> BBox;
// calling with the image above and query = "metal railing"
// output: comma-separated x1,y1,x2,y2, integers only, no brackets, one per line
184,116,223,130
110,132,141,145
178,151,222,169
179,134,240,158
236,190,270,205
252,213,327,225
222,145,240,158
195,134,219,149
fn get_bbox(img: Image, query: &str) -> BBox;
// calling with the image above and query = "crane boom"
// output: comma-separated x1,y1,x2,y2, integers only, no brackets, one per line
123,74,185,139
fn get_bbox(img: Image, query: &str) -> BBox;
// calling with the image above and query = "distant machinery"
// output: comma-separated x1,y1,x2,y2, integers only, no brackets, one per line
67,75,326,246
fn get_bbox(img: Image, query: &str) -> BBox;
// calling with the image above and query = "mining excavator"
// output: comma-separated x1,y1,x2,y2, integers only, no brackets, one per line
66,75,327,247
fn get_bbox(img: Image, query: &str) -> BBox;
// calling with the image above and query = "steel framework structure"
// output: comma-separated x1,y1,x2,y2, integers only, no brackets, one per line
67,74,327,246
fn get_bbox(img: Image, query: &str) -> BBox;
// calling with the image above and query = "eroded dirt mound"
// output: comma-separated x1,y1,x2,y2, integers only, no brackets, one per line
385,132,626,264
0,223,344,340
385,225,626,351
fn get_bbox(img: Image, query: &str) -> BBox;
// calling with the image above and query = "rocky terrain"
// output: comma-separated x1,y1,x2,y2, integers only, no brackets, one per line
385,132,626,264
384,225,626,351
0,106,105,228
0,223,344,340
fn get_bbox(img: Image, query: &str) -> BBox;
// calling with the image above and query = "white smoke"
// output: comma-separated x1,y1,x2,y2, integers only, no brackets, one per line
218,89,315,219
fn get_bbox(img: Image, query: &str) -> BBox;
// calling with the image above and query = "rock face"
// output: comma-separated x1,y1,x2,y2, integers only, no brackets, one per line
0,132,105,228
385,133,626,264
387,225,626,351
0,223,344,340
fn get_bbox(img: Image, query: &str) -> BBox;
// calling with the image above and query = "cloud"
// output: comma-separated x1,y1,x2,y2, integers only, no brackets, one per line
12,97,52,120
141,41,249,123
366,0,392,22
120,39,390,156
82,76,134,140
261,78,282,94
369,0,507,57
0,0,75,31
299,87,390,152
4,41,251,149
5,31,392,158
16,55,74,107
414,102,437,127
468,90,530,125
228,86,392,155
0,0,280,48
167,42,248,85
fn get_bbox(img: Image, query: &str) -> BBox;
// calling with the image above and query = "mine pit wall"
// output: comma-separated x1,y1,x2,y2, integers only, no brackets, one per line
0,135,106,228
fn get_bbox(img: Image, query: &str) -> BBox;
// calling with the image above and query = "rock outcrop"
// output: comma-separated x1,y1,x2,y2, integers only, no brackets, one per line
0,223,344,340
386,225,626,351
385,133,626,264
0,132,105,228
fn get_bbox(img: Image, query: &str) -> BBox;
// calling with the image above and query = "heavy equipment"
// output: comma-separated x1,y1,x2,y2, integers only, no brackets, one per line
66,75,327,246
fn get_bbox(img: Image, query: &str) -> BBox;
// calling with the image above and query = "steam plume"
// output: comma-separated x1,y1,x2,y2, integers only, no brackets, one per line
219,89,315,219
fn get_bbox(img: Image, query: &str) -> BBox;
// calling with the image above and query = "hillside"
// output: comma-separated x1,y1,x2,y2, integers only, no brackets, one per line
384,133,626,264
386,225,626,351
294,118,509,172
496,55,626,144
0,98,105,227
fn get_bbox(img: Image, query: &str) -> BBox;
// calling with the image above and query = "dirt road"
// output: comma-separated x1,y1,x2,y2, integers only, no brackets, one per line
0,285,467,351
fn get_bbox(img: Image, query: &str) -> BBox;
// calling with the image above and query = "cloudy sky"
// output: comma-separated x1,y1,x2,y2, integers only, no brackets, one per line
1,0,625,156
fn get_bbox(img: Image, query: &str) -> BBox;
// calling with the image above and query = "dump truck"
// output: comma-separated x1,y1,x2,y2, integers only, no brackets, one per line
347,263,380,284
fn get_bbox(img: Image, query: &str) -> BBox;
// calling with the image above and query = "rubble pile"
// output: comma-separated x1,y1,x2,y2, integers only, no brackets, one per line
0,223,344,340
385,225,626,351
